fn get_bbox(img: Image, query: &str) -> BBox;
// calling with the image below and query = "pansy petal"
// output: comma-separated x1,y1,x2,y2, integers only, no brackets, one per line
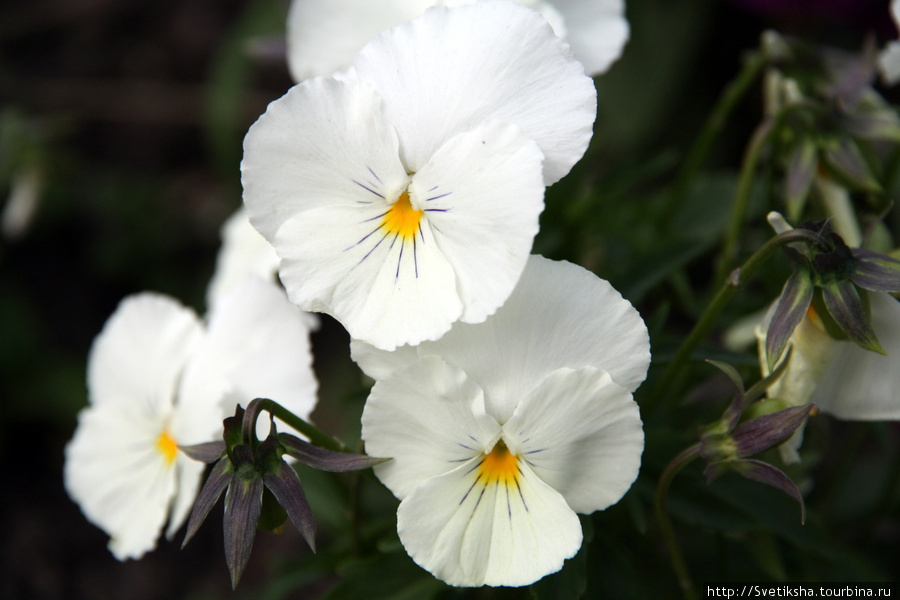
397,456,582,587
503,367,643,514
205,208,282,313
87,294,203,411
353,256,650,420
549,0,629,75
178,276,318,442
241,77,409,242
165,454,208,540
880,42,900,86
64,403,177,560
352,1,596,184
275,203,461,350
813,292,900,419
410,120,544,324
361,355,500,499
430,256,648,422
285,0,432,81
351,340,420,381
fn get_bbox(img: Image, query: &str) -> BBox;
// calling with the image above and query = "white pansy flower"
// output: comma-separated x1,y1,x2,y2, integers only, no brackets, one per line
64,277,318,560
243,1,596,350
357,256,649,586
286,0,629,81
879,0,900,85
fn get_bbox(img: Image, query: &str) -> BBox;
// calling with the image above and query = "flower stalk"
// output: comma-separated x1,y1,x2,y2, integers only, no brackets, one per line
650,228,826,410
654,444,701,600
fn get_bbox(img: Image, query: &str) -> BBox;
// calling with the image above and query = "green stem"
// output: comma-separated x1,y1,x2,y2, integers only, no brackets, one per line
665,51,767,220
714,119,774,287
655,443,702,600
245,397,344,452
649,228,825,410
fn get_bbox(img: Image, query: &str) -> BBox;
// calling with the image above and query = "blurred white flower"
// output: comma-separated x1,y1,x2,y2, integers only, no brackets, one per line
206,208,319,330
206,208,280,309
64,277,318,560
286,0,629,81
242,1,596,350
879,0,900,85
358,255,649,586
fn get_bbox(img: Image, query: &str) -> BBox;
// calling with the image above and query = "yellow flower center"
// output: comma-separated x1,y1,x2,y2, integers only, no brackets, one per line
479,440,519,487
380,191,423,241
806,304,824,331
156,431,179,466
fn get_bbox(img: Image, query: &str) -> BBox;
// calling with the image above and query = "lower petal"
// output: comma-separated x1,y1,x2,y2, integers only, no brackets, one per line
813,292,900,420
276,204,462,350
397,458,582,587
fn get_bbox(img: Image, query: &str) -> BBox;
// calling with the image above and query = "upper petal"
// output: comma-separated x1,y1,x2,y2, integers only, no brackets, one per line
178,276,319,442
548,0,630,76
410,120,545,324
361,355,501,499
503,367,643,514
285,0,432,81
275,200,462,350
355,255,650,423
87,294,203,412
396,456,582,587
241,77,409,242
351,0,596,184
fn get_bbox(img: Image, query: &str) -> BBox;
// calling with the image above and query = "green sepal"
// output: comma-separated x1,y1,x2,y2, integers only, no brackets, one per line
820,279,885,354
766,266,815,371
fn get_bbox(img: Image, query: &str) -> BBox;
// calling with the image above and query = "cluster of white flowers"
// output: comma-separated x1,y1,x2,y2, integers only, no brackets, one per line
65,0,649,589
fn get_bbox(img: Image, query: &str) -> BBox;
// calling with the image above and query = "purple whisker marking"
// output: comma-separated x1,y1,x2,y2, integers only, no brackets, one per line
471,485,487,513
351,179,385,199
363,209,390,223
465,460,482,476
424,208,449,213
425,192,451,202
506,487,513,519
458,442,473,450
514,477,528,511
345,225,381,251
413,236,419,278
356,230,390,266
525,448,546,454
460,476,480,505
367,167,383,184
395,241,404,280
428,185,438,191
